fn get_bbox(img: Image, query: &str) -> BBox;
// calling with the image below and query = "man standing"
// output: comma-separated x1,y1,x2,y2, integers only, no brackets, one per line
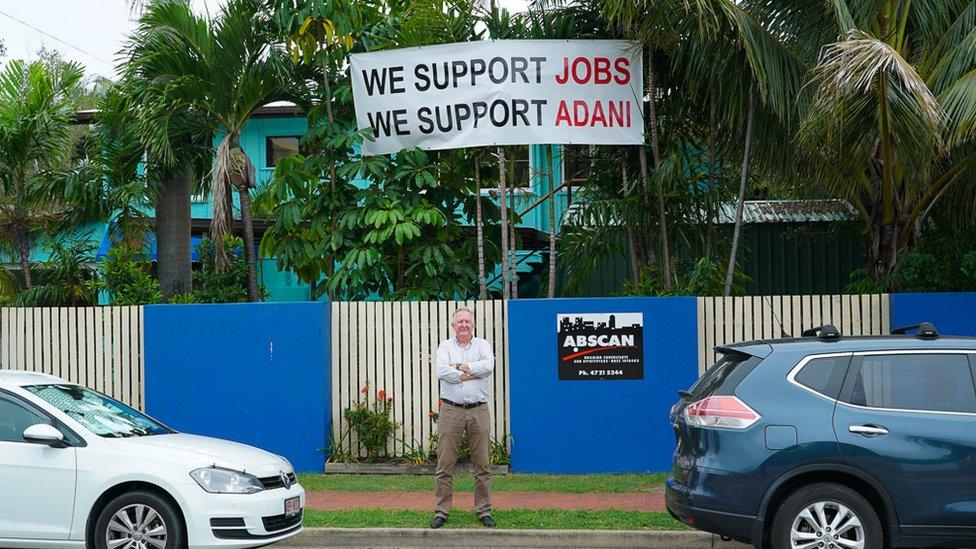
431,307,496,529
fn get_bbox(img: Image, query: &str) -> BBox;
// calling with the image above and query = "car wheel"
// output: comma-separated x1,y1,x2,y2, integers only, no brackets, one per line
94,490,185,549
771,483,883,549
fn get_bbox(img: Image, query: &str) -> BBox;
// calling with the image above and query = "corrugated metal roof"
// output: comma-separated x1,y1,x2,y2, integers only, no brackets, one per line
715,200,857,224
564,199,857,227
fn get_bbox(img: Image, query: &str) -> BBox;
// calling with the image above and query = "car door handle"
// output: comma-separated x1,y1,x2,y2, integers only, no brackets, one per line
849,424,889,436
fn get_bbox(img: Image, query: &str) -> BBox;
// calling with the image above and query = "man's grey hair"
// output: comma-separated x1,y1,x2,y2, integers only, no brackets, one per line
452,307,475,322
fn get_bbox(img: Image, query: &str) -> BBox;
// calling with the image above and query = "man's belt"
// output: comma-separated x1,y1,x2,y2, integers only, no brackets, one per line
441,398,486,409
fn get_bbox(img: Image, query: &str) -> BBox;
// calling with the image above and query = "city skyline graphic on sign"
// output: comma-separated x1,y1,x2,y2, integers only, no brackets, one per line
558,313,643,360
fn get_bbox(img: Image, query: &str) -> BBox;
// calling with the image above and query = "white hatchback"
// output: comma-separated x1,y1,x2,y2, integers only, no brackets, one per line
0,370,305,549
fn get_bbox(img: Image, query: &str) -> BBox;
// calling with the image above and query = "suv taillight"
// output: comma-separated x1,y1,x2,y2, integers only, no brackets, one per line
684,396,760,429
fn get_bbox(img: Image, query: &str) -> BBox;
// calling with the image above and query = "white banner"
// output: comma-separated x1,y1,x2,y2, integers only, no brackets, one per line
350,40,644,155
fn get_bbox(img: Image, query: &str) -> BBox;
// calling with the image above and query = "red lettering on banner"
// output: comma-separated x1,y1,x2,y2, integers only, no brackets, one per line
556,57,633,85
590,101,607,126
573,100,589,125
555,100,572,125
608,101,624,127
554,100,632,127
614,58,631,85
572,58,591,84
555,57,570,84
593,57,611,84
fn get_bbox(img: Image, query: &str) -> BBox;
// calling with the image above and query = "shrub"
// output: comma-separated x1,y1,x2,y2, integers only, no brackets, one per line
343,385,397,462
100,246,162,305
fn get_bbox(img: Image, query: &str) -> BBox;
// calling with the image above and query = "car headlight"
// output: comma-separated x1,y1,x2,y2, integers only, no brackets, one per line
190,467,264,494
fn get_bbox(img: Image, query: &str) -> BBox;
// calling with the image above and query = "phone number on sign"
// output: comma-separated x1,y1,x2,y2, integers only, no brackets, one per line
577,369,624,376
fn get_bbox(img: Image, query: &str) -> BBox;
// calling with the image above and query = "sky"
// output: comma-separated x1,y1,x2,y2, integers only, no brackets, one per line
0,1,529,81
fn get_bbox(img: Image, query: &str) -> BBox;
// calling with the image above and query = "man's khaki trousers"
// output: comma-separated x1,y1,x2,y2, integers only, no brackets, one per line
434,402,492,518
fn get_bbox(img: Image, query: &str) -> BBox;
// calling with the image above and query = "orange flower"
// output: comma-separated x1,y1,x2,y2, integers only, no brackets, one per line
387,397,394,403
376,390,386,400
360,385,369,394
428,410,437,418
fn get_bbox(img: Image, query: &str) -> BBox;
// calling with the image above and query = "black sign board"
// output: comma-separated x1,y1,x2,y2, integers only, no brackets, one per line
557,313,644,380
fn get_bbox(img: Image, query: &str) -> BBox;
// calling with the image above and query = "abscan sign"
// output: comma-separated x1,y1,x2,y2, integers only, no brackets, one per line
557,312,644,380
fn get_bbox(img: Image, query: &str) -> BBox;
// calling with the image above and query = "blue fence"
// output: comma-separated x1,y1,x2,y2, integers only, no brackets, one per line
138,293,974,474
508,297,698,473
144,302,330,472
890,292,976,337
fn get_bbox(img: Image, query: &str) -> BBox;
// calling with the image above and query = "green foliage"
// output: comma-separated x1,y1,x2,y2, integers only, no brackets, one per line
257,2,500,300
844,269,887,294
167,292,197,304
99,245,162,305
846,218,976,293
11,239,97,306
193,235,262,303
620,257,749,297
342,384,397,462
0,58,86,280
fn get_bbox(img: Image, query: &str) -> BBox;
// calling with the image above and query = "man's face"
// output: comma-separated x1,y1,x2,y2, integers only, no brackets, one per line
452,311,474,339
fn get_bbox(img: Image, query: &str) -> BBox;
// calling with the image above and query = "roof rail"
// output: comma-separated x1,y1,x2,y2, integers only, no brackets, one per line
891,322,940,339
801,324,841,341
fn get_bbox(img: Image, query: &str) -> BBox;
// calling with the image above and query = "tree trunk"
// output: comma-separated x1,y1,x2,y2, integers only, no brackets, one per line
157,163,193,300
236,184,259,301
645,59,672,288
546,145,557,298
15,227,31,290
323,57,337,300
475,158,487,300
509,181,518,299
706,91,718,261
724,88,756,297
497,146,510,300
621,161,640,285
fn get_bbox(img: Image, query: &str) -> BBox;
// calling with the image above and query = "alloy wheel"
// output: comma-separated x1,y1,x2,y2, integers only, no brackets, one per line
789,500,864,549
105,503,168,549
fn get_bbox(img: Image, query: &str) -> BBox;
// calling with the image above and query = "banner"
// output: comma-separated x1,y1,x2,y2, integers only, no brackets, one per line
557,313,644,380
350,40,644,155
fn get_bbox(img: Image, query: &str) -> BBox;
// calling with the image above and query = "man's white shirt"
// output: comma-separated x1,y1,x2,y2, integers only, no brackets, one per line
435,336,495,405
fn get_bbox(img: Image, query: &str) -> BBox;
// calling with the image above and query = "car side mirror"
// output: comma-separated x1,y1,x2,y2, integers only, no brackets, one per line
23,423,67,448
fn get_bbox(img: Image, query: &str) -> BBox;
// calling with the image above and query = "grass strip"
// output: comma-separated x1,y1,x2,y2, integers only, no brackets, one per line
302,508,688,530
298,473,668,493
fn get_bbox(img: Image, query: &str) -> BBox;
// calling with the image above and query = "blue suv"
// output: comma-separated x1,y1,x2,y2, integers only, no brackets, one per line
666,323,976,548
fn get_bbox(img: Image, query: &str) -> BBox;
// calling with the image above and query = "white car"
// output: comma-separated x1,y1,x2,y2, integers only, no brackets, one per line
0,370,305,549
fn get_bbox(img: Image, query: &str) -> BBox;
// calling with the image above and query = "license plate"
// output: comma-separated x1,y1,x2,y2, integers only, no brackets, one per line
284,496,301,517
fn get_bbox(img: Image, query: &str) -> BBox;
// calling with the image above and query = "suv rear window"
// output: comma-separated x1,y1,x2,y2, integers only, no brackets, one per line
794,356,850,399
848,353,976,413
689,352,762,399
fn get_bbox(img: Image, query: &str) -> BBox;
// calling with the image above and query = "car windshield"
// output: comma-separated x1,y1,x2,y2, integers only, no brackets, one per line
24,384,173,438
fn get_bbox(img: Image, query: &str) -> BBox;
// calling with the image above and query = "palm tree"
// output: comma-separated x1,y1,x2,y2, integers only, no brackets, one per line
474,155,487,299
0,59,85,289
769,0,976,281
123,0,289,301
11,239,98,307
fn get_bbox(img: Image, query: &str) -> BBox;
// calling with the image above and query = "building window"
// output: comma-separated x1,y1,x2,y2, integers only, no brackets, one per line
504,145,531,188
266,136,301,167
562,145,592,183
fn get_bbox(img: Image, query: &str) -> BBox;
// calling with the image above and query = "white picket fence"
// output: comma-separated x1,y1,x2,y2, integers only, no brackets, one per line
696,294,891,374
0,307,145,410
331,300,510,459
